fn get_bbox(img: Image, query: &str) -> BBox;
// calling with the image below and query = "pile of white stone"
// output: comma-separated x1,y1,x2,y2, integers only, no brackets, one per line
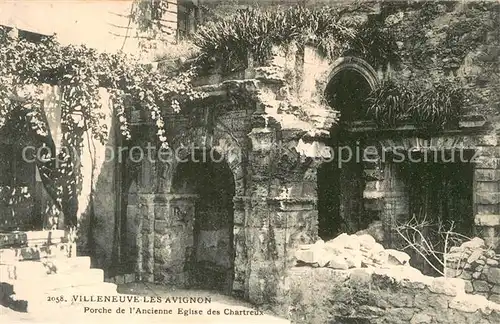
295,233,411,270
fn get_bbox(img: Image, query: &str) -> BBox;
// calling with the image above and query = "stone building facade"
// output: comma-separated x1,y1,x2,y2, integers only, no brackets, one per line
104,0,500,306
1,0,499,316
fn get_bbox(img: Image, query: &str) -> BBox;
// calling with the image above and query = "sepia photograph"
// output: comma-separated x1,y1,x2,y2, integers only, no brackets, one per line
0,0,499,323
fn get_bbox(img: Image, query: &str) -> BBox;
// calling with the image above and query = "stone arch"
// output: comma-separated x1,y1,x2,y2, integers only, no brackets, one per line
316,57,380,240
327,56,380,91
158,126,245,196
323,56,380,124
163,127,244,293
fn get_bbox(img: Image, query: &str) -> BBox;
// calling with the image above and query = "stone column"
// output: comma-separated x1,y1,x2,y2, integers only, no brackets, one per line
131,193,155,282
232,195,252,297
245,123,321,305
379,162,409,248
473,134,500,250
153,194,197,286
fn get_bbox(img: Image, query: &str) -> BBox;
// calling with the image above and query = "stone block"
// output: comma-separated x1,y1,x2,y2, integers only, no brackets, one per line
475,214,500,227
477,204,499,215
492,285,500,294
327,256,349,270
476,193,500,205
490,293,500,304
410,313,433,324
475,169,500,181
487,259,499,266
115,275,125,285
385,249,411,266
465,280,474,293
473,280,490,292
429,277,465,296
474,157,500,169
124,273,136,283
468,250,484,264
414,293,449,309
461,237,486,250
476,135,498,146
449,294,488,313
295,249,314,263
486,267,500,284
477,181,500,193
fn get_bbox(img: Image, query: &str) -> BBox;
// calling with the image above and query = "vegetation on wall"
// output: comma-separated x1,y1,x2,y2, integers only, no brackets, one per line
0,26,205,227
190,1,498,127
365,79,465,129
193,5,372,73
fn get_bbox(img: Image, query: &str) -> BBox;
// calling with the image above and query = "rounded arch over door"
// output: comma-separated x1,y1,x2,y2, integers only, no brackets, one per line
327,56,380,91
325,56,380,124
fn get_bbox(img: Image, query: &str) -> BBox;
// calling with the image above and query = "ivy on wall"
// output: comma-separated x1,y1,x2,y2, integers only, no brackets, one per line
0,26,205,146
0,26,206,227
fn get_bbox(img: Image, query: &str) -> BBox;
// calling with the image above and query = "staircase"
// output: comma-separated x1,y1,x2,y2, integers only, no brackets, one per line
0,230,291,324
0,230,117,315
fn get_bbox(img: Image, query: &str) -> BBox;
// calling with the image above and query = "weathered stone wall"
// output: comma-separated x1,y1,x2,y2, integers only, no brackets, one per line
445,237,500,304
275,233,500,324
359,130,500,251
127,108,251,289
123,0,499,305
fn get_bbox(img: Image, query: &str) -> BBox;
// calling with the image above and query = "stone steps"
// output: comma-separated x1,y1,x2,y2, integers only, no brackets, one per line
0,230,66,248
0,242,75,262
0,256,91,280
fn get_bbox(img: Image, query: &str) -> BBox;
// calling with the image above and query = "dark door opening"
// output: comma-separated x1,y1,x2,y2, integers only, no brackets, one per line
318,139,366,241
173,151,235,294
396,151,475,276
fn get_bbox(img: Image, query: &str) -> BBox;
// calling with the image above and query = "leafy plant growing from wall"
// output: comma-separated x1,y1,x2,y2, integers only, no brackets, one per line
365,79,465,130
365,79,414,127
192,6,364,73
410,82,464,130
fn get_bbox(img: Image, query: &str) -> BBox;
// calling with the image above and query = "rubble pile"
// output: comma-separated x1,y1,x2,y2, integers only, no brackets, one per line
295,233,411,270
445,237,500,303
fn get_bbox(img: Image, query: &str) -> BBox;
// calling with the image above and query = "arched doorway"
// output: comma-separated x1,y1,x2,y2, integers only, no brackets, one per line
317,57,377,240
171,150,236,294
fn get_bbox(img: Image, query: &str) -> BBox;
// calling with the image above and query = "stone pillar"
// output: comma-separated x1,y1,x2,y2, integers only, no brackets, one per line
153,194,197,286
379,162,409,248
473,135,500,250
232,195,252,297
362,149,385,223
132,193,155,282
245,123,320,305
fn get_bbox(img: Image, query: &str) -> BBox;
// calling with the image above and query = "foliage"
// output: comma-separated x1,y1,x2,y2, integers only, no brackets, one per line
346,13,401,69
131,0,170,34
365,79,413,126
365,79,465,129
0,26,205,226
153,41,200,62
0,26,205,145
391,0,499,71
129,0,177,58
193,6,365,73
